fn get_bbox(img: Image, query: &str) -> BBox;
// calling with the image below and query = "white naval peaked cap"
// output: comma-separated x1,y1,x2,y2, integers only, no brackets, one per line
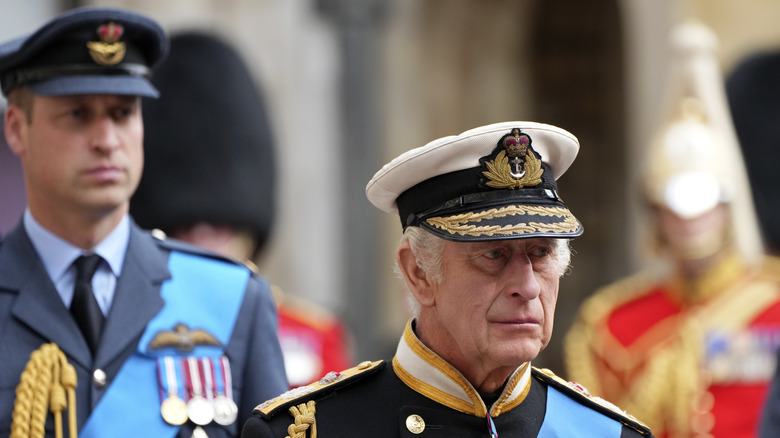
365,121,583,242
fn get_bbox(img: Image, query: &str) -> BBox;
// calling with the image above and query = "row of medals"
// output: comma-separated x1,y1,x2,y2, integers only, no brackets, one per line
159,356,239,428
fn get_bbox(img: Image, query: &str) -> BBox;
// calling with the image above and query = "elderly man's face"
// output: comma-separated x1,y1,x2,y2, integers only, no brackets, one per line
419,237,561,383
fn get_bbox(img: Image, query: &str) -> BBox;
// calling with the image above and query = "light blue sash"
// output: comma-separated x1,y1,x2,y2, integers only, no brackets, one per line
538,385,622,437
80,251,249,437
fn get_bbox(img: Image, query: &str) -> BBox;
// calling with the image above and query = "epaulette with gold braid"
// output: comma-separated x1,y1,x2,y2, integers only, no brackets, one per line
532,367,653,437
254,360,385,419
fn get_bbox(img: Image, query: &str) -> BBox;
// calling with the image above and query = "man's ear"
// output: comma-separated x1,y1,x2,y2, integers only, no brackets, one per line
5,104,28,156
397,241,436,307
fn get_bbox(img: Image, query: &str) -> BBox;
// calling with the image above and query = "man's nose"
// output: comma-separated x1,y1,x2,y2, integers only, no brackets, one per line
504,253,541,300
90,116,121,152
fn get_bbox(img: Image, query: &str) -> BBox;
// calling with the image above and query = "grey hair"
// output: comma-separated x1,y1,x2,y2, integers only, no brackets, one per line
394,227,572,317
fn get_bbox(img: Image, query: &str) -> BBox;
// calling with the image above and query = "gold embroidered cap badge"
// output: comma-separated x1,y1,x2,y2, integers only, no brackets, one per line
87,22,126,65
482,128,544,189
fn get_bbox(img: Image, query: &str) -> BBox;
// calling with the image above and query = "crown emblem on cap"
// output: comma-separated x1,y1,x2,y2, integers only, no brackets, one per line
87,22,126,66
482,128,544,189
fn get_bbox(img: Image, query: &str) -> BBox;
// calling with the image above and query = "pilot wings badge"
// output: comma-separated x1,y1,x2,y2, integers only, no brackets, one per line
149,323,222,352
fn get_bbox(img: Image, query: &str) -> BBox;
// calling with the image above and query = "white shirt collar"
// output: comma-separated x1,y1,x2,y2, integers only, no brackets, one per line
24,209,130,313
24,209,129,278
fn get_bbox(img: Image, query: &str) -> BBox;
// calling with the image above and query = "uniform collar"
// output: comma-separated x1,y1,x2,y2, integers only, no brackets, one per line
670,251,748,303
392,319,532,418
24,208,129,279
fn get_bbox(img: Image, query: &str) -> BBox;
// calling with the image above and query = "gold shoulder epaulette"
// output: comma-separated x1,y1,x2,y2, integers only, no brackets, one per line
532,367,653,436
254,360,384,418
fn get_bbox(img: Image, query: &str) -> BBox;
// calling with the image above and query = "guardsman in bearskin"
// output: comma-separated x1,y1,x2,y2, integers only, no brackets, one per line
129,31,354,390
0,8,288,437
565,21,780,438
727,47,780,257
726,28,780,438
242,121,653,437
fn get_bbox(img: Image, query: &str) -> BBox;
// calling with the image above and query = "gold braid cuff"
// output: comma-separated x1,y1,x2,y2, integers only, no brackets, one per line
285,400,317,438
11,343,78,438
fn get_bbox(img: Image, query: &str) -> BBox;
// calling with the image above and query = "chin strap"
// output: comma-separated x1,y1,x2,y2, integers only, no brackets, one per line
11,343,78,438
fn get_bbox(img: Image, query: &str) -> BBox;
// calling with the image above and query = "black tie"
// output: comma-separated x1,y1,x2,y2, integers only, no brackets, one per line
70,254,104,355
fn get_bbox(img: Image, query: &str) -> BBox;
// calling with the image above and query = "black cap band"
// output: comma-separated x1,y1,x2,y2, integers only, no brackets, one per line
396,163,560,230
2,62,150,95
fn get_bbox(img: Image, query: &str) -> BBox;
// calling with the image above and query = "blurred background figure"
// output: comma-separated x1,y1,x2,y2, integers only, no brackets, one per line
130,31,353,388
564,21,780,438
726,37,780,438
727,50,780,256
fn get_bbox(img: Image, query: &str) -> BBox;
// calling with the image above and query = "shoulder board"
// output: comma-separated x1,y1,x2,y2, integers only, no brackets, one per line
532,367,652,436
254,360,385,419
149,229,252,269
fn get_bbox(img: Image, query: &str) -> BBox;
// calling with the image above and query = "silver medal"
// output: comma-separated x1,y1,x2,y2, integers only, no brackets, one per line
213,395,239,426
187,395,215,426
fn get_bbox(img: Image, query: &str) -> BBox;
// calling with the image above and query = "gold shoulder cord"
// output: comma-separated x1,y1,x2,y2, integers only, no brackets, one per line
285,400,316,438
11,343,78,438
568,274,779,436
564,273,657,397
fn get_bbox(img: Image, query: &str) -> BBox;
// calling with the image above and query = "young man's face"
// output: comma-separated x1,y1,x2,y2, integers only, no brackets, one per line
655,204,730,258
6,93,144,219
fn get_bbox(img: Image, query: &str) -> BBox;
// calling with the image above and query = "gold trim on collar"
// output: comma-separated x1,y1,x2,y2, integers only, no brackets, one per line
396,324,483,415
491,362,531,416
393,357,481,415
392,319,532,417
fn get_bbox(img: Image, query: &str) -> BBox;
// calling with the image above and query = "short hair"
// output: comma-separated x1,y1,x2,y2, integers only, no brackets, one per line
6,87,34,123
394,227,572,317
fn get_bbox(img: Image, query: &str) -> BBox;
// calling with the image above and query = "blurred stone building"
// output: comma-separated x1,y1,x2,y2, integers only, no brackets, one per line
2,0,780,374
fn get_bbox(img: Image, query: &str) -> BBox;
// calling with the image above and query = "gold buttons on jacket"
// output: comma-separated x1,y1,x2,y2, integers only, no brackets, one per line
93,368,107,388
406,414,425,434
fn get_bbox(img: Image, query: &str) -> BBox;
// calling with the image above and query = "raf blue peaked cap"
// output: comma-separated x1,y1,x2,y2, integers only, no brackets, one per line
0,7,169,98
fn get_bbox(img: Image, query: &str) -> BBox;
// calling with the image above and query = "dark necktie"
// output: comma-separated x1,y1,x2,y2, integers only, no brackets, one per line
70,254,105,355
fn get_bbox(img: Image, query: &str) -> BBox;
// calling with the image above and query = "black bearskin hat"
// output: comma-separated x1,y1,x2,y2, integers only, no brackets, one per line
131,31,276,252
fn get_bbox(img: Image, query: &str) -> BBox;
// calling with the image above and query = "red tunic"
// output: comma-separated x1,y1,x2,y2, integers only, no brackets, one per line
275,291,353,388
565,255,780,437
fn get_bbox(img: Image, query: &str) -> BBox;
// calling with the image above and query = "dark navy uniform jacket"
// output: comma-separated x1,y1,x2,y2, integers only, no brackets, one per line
0,220,288,437
244,321,652,437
